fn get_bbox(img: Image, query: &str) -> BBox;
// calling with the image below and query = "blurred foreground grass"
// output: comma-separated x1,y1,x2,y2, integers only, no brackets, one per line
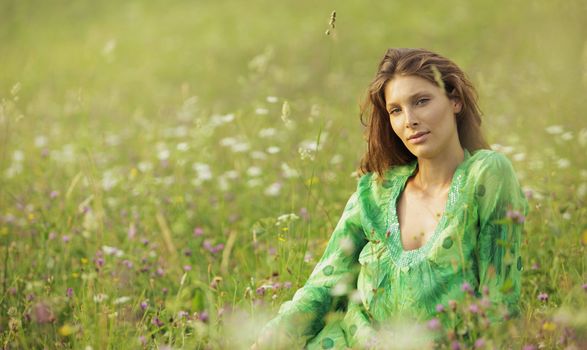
1,0,586,348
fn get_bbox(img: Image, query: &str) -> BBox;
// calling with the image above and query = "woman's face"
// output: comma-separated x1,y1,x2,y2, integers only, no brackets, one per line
384,75,462,160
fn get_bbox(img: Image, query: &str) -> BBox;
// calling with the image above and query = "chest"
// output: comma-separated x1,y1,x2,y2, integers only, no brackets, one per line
396,185,449,251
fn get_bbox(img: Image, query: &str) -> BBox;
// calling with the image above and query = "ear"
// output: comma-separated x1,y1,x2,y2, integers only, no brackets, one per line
452,99,462,115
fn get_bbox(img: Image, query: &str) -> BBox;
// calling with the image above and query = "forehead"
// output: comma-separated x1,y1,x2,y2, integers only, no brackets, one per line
384,75,440,104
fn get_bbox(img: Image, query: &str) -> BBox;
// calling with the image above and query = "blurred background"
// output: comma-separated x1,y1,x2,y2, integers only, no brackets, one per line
1,0,586,348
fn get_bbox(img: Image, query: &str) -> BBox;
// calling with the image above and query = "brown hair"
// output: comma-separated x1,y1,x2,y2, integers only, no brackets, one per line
359,48,489,178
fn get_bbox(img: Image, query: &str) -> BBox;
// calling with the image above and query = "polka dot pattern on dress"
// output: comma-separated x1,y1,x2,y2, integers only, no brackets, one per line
442,237,453,249
321,337,334,349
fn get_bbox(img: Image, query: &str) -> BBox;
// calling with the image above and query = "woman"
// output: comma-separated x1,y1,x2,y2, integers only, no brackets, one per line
255,48,528,349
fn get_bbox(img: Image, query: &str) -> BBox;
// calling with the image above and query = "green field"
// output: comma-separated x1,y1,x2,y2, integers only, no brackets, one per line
1,0,586,348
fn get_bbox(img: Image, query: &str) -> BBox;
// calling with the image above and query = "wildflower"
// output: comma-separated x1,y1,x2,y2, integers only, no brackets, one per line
582,283,587,292
140,301,148,310
193,227,204,237
506,210,525,223
461,282,473,294
299,207,309,220
545,125,563,134
62,235,70,243
151,317,164,328
482,285,490,296
94,257,104,269
114,296,131,305
474,338,486,348
122,260,133,268
50,191,59,199
255,107,269,115
259,128,276,139
66,288,73,298
468,303,480,314
93,294,108,303
451,341,462,350
538,292,549,302
427,318,441,331
266,146,280,154
256,287,265,296
156,268,165,277
139,336,147,346
435,304,445,313
183,265,192,271
197,311,209,323
33,302,55,324
178,310,189,319
264,182,282,197
284,281,292,289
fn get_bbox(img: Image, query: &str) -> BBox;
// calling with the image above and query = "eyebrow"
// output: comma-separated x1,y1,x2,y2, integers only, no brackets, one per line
386,91,430,110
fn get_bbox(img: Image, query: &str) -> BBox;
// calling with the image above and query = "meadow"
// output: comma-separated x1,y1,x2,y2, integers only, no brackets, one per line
0,0,586,348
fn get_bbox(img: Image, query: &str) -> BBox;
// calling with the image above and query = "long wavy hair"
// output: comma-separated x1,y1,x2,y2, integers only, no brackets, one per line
359,48,489,178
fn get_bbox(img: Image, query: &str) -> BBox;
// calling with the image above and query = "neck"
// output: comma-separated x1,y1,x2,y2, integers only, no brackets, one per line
414,147,465,195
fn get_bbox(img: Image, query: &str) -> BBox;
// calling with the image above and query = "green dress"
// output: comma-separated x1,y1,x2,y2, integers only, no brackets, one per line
259,149,528,349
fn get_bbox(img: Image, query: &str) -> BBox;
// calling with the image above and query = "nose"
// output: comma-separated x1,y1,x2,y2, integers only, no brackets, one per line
404,107,419,128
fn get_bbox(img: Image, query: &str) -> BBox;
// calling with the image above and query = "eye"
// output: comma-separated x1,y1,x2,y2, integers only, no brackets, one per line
389,108,401,115
416,98,429,105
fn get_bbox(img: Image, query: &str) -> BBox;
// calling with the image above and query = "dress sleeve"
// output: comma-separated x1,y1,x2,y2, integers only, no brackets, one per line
475,152,528,320
256,190,367,348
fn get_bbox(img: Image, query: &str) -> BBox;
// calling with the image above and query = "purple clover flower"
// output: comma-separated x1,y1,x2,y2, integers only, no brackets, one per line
506,209,525,224
427,318,441,331
435,304,445,313
183,265,192,272
468,303,480,314
256,286,265,296
140,301,148,310
461,282,473,294
193,227,204,237
474,338,486,348
538,292,549,302
197,311,209,323
151,317,164,327
66,288,73,298
451,341,462,350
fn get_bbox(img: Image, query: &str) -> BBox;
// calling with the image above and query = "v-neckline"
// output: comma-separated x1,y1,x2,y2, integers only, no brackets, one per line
385,149,471,268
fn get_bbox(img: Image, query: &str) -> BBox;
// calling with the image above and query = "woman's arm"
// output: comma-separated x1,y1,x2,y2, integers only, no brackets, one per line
475,152,529,320
255,190,367,348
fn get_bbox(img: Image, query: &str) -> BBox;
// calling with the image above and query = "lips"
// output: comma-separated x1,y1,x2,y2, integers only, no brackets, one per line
408,131,430,140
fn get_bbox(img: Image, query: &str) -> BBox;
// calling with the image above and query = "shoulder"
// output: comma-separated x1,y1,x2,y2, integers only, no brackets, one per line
467,149,516,179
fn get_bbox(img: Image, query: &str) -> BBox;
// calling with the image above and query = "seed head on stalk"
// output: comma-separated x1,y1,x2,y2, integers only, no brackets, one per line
325,10,336,36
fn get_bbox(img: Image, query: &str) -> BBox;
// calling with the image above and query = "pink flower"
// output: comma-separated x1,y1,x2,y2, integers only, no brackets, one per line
427,318,441,331
461,282,473,295
468,303,480,314
193,227,204,237
474,338,486,348
435,304,445,313
538,292,549,302
506,210,525,223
